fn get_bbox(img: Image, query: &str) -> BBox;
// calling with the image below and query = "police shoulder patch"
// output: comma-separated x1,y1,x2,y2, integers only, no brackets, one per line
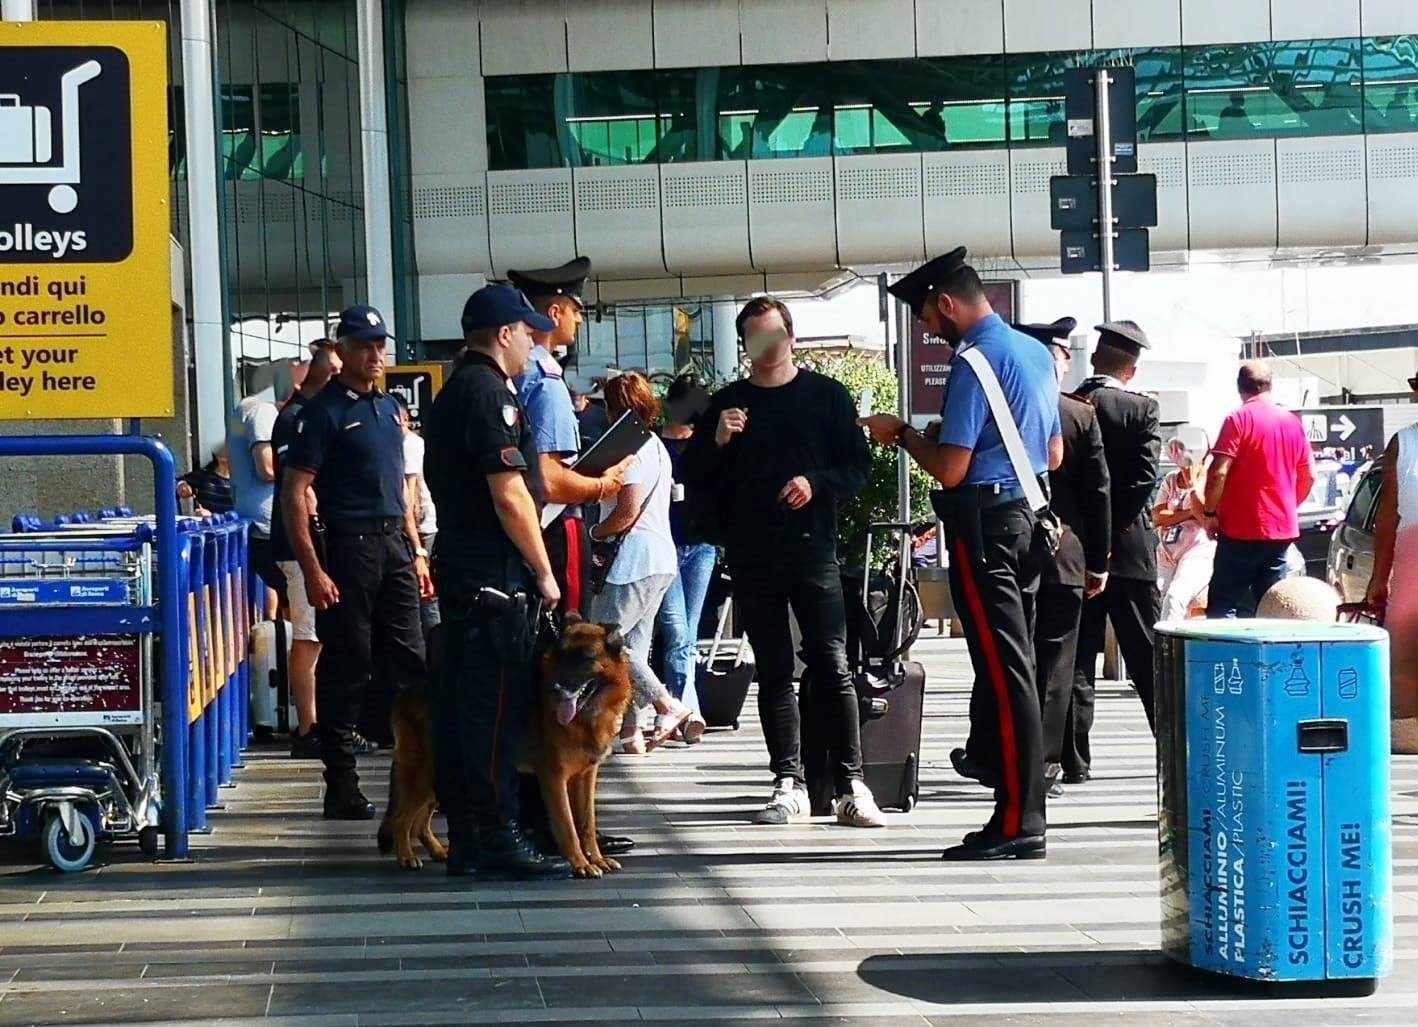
502,404,518,427
500,446,523,468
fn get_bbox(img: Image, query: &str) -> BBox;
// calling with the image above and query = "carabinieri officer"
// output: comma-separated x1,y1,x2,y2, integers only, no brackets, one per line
422,284,570,880
861,248,1062,861
506,257,630,616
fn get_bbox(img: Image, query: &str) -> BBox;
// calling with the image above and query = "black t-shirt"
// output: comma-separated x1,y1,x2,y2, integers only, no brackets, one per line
269,394,306,561
680,369,872,566
179,467,233,514
285,380,406,523
424,350,542,583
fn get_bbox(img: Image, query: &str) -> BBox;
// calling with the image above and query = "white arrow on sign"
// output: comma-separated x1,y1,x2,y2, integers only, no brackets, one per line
1330,415,1357,441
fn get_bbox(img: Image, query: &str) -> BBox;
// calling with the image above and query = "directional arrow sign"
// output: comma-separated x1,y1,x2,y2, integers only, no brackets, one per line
1332,414,1357,442
1294,406,1384,462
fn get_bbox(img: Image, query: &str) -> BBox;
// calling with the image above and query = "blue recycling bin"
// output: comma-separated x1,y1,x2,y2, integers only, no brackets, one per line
1156,620,1392,991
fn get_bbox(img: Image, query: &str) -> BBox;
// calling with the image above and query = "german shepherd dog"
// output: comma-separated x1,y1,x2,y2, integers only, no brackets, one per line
381,614,634,878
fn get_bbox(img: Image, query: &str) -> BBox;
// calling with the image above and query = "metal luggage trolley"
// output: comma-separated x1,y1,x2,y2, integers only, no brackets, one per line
0,524,162,869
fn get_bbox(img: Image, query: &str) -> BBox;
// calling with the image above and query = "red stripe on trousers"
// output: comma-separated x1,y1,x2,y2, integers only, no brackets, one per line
563,518,583,615
953,537,1022,837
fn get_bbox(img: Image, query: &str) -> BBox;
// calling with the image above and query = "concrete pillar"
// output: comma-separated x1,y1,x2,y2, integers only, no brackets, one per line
711,298,739,383
181,0,232,459
356,0,397,341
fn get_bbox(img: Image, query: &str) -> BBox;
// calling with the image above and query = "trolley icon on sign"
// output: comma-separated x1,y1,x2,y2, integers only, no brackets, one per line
0,60,102,214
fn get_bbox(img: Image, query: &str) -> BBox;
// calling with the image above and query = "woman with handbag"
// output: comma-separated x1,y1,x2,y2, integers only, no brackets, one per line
589,372,706,754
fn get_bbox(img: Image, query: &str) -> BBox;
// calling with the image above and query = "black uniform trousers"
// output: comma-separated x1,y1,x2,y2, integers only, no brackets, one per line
1066,576,1159,774
314,521,426,784
732,555,864,794
430,569,537,844
947,501,1047,839
543,512,592,618
1034,582,1084,765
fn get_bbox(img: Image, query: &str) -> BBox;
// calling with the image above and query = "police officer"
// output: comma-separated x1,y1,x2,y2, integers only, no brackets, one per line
422,284,570,880
1068,321,1161,780
861,248,1061,860
1014,320,1111,798
282,306,434,820
506,257,630,616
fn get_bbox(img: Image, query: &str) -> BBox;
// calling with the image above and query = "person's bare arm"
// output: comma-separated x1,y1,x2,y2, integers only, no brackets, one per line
900,429,973,488
539,453,633,505
489,471,560,605
591,483,644,539
253,442,275,483
1295,448,1316,506
1048,434,1064,471
282,468,339,609
1366,440,1399,617
1203,454,1233,514
402,481,433,600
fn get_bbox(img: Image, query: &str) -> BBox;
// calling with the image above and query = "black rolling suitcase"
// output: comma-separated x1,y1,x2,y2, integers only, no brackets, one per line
696,593,754,730
803,523,926,814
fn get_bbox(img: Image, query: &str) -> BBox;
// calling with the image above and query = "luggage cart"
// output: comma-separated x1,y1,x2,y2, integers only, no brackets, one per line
0,526,163,869
0,59,101,214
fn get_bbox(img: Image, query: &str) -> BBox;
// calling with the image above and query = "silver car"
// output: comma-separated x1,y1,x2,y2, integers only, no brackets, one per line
1327,462,1384,603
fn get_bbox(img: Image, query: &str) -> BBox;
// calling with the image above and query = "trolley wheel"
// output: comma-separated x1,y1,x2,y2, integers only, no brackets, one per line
138,826,161,859
902,794,916,813
41,810,96,873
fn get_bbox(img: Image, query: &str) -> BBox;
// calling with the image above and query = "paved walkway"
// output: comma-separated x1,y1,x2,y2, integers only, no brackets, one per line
0,636,1414,1026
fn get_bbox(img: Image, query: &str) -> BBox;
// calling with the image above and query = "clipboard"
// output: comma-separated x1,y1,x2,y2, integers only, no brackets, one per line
540,410,652,528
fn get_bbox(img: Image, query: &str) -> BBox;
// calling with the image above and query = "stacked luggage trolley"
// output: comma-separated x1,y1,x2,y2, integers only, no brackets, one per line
0,435,253,870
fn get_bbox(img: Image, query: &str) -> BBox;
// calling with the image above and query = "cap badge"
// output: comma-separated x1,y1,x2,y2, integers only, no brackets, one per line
366,311,381,326
502,404,518,427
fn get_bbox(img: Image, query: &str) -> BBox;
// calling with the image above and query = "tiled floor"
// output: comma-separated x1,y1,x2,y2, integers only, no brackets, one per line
0,636,1414,1025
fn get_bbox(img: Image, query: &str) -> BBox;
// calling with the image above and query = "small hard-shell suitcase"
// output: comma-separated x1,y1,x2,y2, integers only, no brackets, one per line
248,618,294,737
695,598,753,730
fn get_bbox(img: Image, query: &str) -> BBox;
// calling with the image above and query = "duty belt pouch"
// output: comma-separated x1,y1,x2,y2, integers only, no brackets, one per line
476,587,533,662
930,487,985,565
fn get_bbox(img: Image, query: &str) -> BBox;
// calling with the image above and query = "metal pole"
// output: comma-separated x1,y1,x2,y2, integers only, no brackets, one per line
356,0,397,340
1095,68,1116,323
1,0,36,21
895,298,911,521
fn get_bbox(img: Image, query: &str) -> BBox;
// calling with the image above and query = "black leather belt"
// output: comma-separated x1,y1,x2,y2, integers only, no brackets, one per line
325,516,402,536
973,483,1029,510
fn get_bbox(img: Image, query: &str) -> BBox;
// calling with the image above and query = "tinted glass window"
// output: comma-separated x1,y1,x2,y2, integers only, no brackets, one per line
832,57,1005,155
1185,39,1362,138
1346,468,1382,529
1362,36,1418,133
486,75,562,170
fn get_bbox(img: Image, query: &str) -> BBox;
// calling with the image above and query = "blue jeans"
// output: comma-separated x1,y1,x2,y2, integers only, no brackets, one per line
657,544,718,709
1206,537,1293,619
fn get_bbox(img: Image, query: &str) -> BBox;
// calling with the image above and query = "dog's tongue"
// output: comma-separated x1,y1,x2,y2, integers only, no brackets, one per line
556,695,578,725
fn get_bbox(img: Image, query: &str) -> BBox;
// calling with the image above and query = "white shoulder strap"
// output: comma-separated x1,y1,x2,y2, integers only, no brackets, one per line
957,347,1048,512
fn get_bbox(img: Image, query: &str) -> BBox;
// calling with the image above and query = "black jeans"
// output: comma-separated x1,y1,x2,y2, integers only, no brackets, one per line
431,579,536,840
1206,536,1292,619
1034,582,1083,766
946,501,1046,839
732,555,863,794
314,526,426,786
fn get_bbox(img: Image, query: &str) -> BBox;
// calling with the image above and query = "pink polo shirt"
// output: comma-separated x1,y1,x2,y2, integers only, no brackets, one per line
1212,394,1313,541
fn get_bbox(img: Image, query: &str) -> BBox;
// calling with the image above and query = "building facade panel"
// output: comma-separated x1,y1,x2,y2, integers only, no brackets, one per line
572,164,669,276
566,0,656,72
404,0,478,78
914,0,1004,57
1363,0,1418,37
922,150,1012,260
1277,136,1367,247
747,156,839,269
479,0,568,76
1005,0,1092,54
660,161,753,274
826,0,916,62
1270,0,1360,42
1181,0,1270,46
1186,138,1279,250
1092,0,1182,49
739,0,828,65
1008,145,1066,260
486,167,577,274
834,152,926,264
1365,131,1418,244
652,0,741,68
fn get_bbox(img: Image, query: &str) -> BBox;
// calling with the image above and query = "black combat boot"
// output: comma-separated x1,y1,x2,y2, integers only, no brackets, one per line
477,821,571,880
322,773,375,821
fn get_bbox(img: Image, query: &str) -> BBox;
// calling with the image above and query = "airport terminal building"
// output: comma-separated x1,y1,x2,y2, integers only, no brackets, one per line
6,0,1418,471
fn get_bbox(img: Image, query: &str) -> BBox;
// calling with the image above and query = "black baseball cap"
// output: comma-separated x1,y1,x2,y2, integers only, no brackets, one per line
334,304,391,343
461,283,556,334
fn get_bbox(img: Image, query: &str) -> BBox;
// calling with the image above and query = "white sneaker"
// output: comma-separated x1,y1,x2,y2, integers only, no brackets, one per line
754,777,810,825
835,779,887,828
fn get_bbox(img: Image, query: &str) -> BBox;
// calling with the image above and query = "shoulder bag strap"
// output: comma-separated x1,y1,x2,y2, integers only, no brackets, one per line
958,347,1048,513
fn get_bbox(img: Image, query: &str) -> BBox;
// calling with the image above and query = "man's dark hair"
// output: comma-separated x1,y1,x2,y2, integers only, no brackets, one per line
934,265,985,304
666,372,701,405
735,296,794,340
1238,361,1273,396
1092,341,1137,377
464,325,500,351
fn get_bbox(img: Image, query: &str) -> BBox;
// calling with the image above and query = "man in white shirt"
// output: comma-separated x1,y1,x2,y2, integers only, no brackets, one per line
396,395,440,630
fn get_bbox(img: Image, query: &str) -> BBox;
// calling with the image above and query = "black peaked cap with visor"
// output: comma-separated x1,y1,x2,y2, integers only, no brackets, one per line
887,246,969,318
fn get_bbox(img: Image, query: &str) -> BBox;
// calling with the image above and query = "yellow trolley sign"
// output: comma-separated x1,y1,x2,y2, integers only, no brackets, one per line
0,22,172,420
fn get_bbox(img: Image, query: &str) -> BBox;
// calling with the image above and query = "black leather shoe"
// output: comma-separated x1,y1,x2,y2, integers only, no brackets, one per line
445,849,480,877
941,831,1046,861
290,726,322,760
949,747,1000,789
1062,767,1091,785
1044,762,1065,799
478,823,571,880
323,786,375,821
597,833,634,856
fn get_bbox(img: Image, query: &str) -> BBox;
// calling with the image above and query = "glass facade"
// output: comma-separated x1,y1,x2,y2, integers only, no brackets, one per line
486,36,1418,171
385,0,419,360
572,303,713,382
214,0,367,366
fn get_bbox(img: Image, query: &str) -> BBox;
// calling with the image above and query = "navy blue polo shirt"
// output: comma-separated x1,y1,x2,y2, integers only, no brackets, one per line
285,380,407,523
939,313,1061,487
268,393,306,561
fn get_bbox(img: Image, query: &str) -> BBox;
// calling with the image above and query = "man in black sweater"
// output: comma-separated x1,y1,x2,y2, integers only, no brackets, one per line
681,297,884,828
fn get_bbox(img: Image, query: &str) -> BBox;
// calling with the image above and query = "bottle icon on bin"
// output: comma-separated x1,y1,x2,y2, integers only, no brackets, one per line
0,60,101,213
